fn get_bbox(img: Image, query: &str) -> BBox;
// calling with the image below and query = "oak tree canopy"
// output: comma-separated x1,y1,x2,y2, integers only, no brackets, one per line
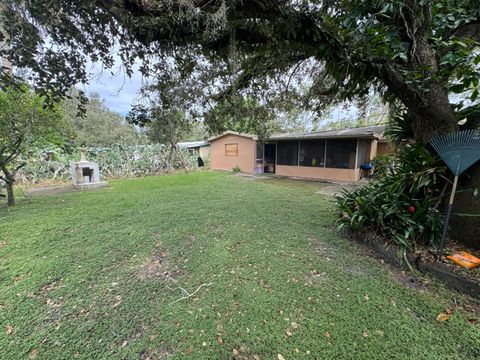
2,1,479,142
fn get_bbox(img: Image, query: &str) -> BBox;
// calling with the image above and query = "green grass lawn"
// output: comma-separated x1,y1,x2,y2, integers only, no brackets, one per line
0,171,478,359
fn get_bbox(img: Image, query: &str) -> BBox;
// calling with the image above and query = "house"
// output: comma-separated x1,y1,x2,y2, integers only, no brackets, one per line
177,141,210,158
208,126,389,182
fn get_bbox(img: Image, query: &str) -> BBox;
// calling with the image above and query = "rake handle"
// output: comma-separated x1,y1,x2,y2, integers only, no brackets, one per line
438,175,459,259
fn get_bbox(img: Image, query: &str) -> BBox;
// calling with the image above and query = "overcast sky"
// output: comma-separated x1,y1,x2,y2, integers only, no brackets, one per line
80,62,144,116
81,58,360,124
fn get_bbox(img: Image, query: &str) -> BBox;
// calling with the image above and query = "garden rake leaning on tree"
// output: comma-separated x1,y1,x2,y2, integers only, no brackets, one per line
430,129,480,259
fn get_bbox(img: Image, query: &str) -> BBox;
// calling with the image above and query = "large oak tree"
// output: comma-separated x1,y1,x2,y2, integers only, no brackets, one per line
2,1,479,143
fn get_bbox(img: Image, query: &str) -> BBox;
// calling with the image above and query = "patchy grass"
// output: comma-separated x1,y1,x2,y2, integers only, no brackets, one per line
0,171,478,359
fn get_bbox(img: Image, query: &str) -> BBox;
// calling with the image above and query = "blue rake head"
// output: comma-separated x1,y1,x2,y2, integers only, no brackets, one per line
430,130,480,176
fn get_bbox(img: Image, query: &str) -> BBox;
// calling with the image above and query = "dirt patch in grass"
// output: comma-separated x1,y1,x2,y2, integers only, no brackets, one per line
39,278,62,293
27,184,79,197
137,249,182,281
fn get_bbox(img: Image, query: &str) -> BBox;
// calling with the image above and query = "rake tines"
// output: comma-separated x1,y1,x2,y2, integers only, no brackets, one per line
430,129,480,258
431,129,480,175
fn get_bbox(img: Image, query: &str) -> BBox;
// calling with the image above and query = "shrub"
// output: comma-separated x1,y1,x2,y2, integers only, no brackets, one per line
15,144,200,184
336,145,448,264
232,165,241,173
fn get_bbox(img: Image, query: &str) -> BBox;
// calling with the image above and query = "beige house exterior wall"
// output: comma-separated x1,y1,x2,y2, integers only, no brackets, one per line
276,165,360,182
377,141,395,156
199,146,210,158
209,134,256,173
209,132,387,181
369,140,378,160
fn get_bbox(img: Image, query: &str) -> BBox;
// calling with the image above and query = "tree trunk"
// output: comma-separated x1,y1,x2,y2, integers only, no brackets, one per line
1,166,15,206
5,180,14,206
0,163,17,206
408,86,458,143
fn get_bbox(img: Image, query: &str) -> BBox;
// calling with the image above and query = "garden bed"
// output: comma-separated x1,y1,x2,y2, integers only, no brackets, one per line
346,230,480,298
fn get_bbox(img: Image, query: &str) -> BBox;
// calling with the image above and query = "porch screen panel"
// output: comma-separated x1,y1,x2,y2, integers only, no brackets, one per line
277,141,298,165
356,140,370,167
326,139,357,169
299,140,325,167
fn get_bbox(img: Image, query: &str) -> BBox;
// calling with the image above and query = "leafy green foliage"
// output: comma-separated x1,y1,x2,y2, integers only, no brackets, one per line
336,145,448,262
127,67,203,146
204,95,278,139
15,145,200,184
3,1,479,142
144,110,192,146
0,85,69,205
62,91,144,147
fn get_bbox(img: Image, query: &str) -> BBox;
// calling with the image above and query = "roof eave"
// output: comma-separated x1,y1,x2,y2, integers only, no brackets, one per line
267,134,382,141
208,131,258,142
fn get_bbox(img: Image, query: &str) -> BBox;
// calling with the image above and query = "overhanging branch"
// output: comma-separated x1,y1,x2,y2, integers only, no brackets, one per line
445,20,480,42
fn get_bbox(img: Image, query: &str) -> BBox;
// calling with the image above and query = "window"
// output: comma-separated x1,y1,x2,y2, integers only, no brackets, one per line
299,140,325,167
225,143,238,157
277,141,298,165
325,139,357,169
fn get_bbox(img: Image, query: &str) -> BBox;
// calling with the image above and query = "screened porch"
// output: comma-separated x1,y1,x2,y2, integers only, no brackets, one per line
257,138,375,182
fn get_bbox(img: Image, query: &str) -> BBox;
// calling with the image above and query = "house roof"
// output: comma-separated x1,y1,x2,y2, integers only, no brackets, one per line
267,125,385,141
177,141,209,149
208,131,259,142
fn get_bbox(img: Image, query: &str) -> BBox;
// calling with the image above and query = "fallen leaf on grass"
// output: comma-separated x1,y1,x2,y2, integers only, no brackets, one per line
6,324,13,335
253,355,260,360
232,348,239,356
436,312,450,322
113,295,122,308
216,336,223,344
285,330,293,337
29,349,38,359
325,331,331,338
363,331,369,337
467,318,478,324
291,322,299,329
79,308,89,316
278,354,285,360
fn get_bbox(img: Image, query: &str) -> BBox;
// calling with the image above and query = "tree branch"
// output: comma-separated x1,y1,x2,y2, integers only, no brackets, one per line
4,136,23,164
12,162,26,177
168,283,213,305
448,20,480,42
